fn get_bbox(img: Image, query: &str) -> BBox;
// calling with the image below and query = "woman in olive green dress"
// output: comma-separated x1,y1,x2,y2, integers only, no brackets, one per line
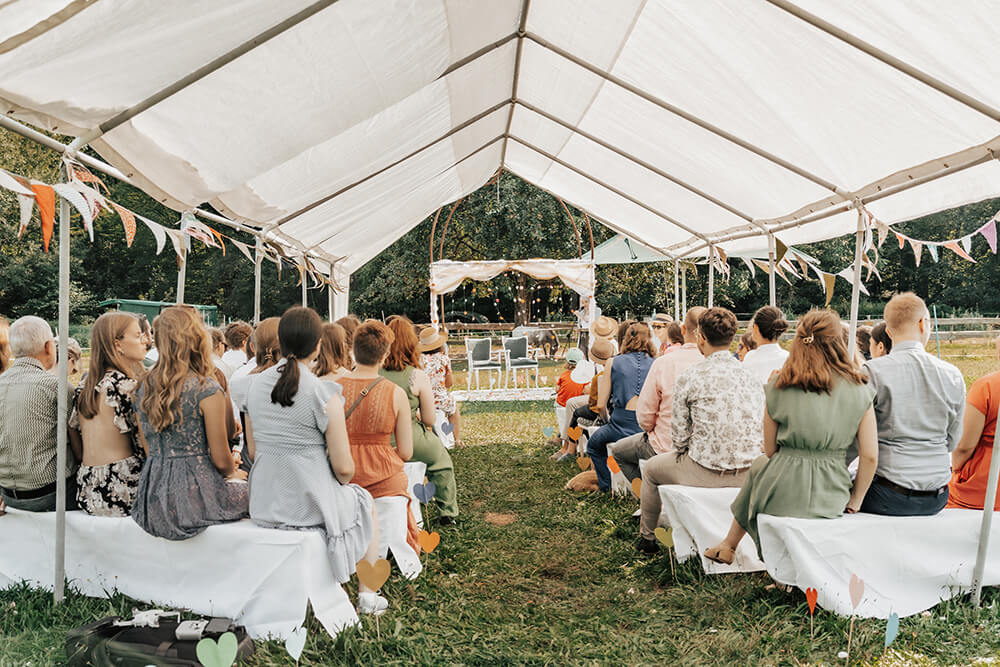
380,317,459,524
705,309,879,563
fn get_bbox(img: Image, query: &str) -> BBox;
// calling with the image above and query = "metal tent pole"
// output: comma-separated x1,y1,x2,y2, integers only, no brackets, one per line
708,247,715,308
54,191,70,603
327,283,335,322
175,248,187,304
681,266,687,315
767,234,777,307
301,274,308,307
253,238,262,325
971,442,1000,605
673,260,680,319
846,207,865,360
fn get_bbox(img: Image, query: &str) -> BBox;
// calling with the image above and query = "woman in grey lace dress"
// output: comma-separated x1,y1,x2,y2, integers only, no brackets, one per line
132,306,248,540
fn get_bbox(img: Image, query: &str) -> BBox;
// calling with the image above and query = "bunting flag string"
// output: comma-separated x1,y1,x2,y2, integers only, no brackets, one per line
867,207,998,264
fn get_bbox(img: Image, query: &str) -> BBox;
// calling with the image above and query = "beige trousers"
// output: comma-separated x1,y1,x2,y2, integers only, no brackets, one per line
639,451,748,540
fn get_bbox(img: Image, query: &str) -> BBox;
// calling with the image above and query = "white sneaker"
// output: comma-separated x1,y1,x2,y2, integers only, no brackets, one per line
358,592,388,616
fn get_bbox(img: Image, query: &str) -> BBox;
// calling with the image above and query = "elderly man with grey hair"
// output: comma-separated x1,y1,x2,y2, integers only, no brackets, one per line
0,316,80,512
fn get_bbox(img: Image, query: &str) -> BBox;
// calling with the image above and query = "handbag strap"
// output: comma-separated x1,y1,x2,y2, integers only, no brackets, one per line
344,377,385,420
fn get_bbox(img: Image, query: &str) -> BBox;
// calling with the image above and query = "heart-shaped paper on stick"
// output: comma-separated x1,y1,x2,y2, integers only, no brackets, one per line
543,426,555,437
654,526,673,548
576,456,591,471
568,426,582,441
607,456,621,474
196,632,239,667
849,573,865,609
805,587,818,615
631,478,642,498
418,530,441,554
884,612,899,648
356,558,391,591
413,481,437,504
285,626,307,662
441,422,454,436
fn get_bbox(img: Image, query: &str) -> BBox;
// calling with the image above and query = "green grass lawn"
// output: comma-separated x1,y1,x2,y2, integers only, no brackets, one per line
4,345,1000,665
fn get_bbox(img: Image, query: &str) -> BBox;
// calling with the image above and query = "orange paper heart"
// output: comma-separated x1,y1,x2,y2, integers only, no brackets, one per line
631,478,642,498
356,558,391,591
607,456,621,474
418,530,440,554
576,456,591,471
805,587,818,615
568,426,582,441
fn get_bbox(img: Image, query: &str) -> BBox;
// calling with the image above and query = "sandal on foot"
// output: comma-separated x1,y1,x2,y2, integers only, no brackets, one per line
703,545,736,565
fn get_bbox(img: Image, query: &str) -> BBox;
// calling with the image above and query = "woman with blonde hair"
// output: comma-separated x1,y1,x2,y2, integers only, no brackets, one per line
0,316,12,374
69,312,148,516
380,316,459,524
705,309,878,564
132,306,248,540
314,322,351,382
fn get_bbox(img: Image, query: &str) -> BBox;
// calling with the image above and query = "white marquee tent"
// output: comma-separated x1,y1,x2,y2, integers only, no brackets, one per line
2,0,1000,608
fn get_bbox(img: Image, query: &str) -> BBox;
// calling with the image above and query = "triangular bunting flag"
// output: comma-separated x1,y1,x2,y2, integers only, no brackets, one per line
779,257,800,279
138,215,167,254
69,181,107,219
944,240,975,263
208,227,226,254
796,253,811,280
17,194,34,237
895,231,906,250
0,169,34,196
927,244,938,263
741,256,755,277
111,203,137,247
232,239,254,263
69,163,109,193
752,258,771,275
774,263,793,285
774,238,788,264
29,181,56,252
909,239,922,267
822,272,836,308
980,218,997,254
836,267,870,296
165,228,186,260
961,236,973,255
52,182,94,241
876,221,890,248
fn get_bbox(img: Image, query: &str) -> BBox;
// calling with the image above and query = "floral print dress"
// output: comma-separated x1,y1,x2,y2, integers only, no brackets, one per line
422,351,456,415
70,370,145,517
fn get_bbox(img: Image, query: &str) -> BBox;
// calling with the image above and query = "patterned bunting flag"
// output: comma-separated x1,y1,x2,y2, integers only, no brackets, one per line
0,169,34,196
52,182,94,241
111,203,137,247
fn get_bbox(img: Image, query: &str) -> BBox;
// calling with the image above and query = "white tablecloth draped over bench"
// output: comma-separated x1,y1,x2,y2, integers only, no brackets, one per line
0,509,358,640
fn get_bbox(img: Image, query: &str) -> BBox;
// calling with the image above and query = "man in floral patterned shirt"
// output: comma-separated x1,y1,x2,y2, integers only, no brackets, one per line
636,307,764,554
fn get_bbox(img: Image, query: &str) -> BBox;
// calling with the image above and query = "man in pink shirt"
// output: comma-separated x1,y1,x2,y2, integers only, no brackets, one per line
610,307,705,482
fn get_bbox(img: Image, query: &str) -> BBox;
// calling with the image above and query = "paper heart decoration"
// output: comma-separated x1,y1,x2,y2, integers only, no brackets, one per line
631,478,642,498
607,456,621,474
418,530,441,554
413,481,437,504
576,456,591,471
805,587,818,615
285,626,307,662
196,632,239,667
568,426,582,440
356,558,391,591
440,422,454,436
654,526,673,548
849,573,865,609
884,611,899,648
543,426,555,437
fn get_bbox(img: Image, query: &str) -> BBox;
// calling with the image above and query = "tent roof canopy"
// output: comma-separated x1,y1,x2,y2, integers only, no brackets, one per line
3,0,1000,279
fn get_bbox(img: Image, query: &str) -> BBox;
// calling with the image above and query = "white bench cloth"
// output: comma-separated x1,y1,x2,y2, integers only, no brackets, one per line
0,509,358,640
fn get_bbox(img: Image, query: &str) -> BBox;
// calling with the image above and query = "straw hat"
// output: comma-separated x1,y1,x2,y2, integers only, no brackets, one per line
651,312,671,324
417,326,448,352
590,315,617,338
589,337,614,365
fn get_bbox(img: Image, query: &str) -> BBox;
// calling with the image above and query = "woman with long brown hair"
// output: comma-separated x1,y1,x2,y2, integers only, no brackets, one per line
379,316,459,524
587,323,657,492
230,317,280,468
704,309,879,564
132,306,248,540
314,322,350,382
68,312,148,516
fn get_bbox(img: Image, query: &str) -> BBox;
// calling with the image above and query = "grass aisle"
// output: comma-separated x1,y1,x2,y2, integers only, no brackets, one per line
4,400,1000,664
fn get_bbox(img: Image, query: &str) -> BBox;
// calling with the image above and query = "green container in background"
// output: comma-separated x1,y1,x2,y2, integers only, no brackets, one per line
98,299,219,327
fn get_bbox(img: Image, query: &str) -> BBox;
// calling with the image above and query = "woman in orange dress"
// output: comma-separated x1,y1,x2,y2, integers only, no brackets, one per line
948,337,1000,510
336,320,419,553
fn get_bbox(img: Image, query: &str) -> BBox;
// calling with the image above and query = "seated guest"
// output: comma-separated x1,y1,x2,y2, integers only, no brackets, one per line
57,337,82,379
637,308,763,553
742,306,789,383
0,315,10,374
650,313,672,356
704,309,878,563
613,307,705,483
209,327,230,378
737,331,757,361
563,338,615,456
69,313,148,517
132,306,248,540
244,307,385,614
860,293,965,516
587,323,657,492
590,315,619,355
856,325,873,361
221,321,252,377
870,321,892,359
949,336,1000,510
230,317,280,470
381,317,459,524
315,322,351,383
551,348,588,460
419,327,463,448
0,316,79,511
337,321,419,552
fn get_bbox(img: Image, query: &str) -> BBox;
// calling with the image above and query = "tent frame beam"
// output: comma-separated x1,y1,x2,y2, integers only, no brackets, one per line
499,0,531,167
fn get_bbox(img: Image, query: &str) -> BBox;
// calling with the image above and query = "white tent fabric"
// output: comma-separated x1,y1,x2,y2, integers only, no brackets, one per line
2,0,1000,276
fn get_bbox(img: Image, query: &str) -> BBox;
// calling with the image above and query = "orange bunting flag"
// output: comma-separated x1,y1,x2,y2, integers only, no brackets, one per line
896,232,906,250
29,181,56,252
943,240,975,263
112,202,137,247
209,227,226,254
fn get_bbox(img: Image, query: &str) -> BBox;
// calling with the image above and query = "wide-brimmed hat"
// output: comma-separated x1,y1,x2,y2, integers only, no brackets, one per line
589,337,614,364
590,315,618,338
417,326,448,352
